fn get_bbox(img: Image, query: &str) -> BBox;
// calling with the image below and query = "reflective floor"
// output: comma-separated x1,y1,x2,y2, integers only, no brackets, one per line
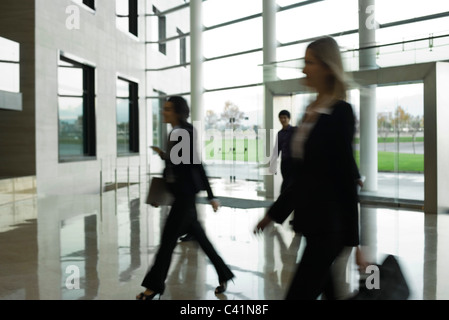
1,177,448,300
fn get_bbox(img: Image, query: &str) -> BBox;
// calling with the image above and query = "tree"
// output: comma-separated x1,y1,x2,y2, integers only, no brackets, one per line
391,106,410,134
378,112,392,151
409,115,423,154
204,109,219,130
220,101,245,130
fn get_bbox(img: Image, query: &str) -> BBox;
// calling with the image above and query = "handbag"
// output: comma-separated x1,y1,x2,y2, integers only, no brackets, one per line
146,177,174,206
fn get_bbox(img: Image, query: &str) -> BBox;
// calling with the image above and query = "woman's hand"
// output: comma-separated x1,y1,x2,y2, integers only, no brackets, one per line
150,146,164,159
355,246,370,272
210,199,220,212
254,214,273,234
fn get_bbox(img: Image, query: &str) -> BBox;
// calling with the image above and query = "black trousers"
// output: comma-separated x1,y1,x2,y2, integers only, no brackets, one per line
280,158,293,194
285,233,345,300
141,193,234,294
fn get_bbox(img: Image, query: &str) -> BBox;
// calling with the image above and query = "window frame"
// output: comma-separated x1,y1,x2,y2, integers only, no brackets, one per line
117,0,139,37
153,5,167,55
117,76,140,156
82,0,95,10
72,0,96,12
58,54,97,163
177,28,187,66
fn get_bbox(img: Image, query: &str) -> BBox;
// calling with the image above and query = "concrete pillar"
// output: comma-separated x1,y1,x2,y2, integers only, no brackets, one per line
262,0,277,199
424,62,449,213
189,1,206,290
358,0,378,191
263,0,277,83
190,0,203,123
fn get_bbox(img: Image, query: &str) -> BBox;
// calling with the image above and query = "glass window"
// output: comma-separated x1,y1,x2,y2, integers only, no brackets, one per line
150,90,167,150
58,55,96,162
72,0,95,10
177,28,187,66
374,17,449,68
352,83,425,203
0,36,19,62
0,36,20,93
116,0,138,36
376,0,449,25
203,86,264,181
204,18,263,59
277,0,310,7
204,52,263,90
58,97,85,157
377,83,425,202
0,62,20,93
145,67,191,95
203,0,262,27
117,77,139,156
146,4,189,43
276,0,359,44
151,6,167,54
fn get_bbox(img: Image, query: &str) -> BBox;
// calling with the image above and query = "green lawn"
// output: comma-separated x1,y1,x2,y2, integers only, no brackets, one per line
204,138,424,173
354,150,424,173
354,136,424,144
205,139,260,162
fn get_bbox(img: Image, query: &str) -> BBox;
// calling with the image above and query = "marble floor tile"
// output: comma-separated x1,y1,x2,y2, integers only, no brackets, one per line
0,179,447,301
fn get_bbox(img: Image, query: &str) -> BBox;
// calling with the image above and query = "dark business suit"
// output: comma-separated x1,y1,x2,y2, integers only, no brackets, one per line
267,100,360,300
141,122,234,295
277,125,296,193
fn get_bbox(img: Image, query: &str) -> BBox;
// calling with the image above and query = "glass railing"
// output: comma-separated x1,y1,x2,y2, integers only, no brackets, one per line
98,155,146,196
271,33,449,80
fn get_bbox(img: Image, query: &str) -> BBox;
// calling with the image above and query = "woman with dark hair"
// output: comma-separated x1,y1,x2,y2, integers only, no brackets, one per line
137,96,234,300
255,36,365,300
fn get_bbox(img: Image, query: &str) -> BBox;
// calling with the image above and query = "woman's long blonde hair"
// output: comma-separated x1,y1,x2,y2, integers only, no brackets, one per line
306,36,348,101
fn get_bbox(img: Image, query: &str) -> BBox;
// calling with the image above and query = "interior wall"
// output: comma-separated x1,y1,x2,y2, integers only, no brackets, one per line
34,0,147,195
0,0,36,178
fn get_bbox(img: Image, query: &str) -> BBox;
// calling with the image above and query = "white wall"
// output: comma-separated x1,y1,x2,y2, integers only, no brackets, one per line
35,0,147,195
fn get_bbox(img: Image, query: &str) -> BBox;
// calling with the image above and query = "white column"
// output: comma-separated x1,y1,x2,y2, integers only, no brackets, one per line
263,0,277,83
358,0,378,191
190,0,204,123
190,0,205,165
262,0,277,199
189,0,206,290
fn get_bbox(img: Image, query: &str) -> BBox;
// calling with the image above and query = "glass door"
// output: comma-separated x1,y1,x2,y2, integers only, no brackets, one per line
272,93,313,198
350,83,424,207
376,83,424,204
270,81,424,208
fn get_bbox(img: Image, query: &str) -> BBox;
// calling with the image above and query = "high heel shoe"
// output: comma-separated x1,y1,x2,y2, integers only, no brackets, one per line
215,278,234,294
136,291,161,300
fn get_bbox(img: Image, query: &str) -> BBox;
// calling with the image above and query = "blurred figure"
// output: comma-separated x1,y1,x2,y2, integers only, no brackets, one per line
255,36,365,300
270,110,296,194
137,96,234,300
